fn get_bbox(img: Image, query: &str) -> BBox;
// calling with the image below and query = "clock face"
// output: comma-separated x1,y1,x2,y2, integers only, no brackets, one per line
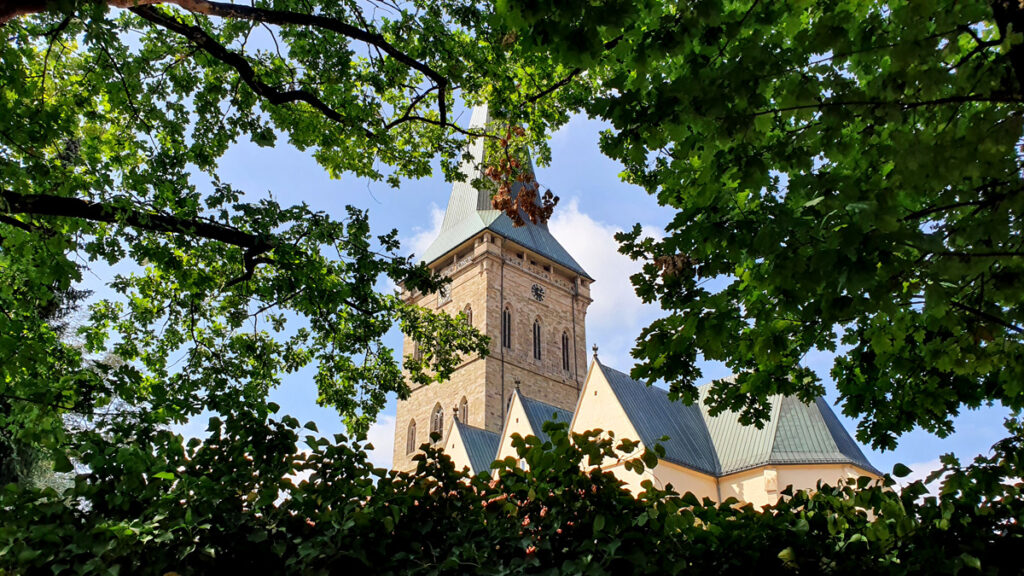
531,284,545,301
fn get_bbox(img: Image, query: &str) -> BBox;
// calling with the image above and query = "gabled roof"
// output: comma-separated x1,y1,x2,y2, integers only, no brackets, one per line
595,361,880,477
518,393,573,445
454,420,500,475
419,104,591,279
597,362,721,476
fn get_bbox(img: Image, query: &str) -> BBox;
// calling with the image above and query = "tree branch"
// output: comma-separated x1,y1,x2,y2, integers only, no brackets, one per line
1,189,273,252
950,300,1024,334
0,213,36,233
0,0,48,25
901,198,1002,221
989,0,1024,92
526,68,582,104
130,5,370,134
742,95,1023,119
127,0,449,128
2,0,449,126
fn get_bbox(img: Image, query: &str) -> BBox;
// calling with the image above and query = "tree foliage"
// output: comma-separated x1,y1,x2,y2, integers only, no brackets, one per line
2,416,1022,574
4,0,1024,572
495,0,1024,449
0,0,589,469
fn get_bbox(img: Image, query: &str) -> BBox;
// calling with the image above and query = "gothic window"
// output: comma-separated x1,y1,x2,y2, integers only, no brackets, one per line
463,304,473,327
430,404,444,440
459,396,468,422
533,320,542,361
406,420,416,454
562,331,571,372
502,307,512,349
412,339,422,362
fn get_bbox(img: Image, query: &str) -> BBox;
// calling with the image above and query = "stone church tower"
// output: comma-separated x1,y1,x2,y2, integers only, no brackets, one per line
392,105,593,472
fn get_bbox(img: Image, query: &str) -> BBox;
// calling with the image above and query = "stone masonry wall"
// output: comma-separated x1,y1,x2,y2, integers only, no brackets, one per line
392,232,592,472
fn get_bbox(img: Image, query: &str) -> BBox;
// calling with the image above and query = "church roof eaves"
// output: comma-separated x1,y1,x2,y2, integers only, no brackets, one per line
454,420,500,475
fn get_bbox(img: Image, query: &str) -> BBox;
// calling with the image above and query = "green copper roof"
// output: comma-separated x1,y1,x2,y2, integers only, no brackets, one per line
454,420,499,475
597,361,879,477
518,392,573,445
419,105,591,279
698,386,880,476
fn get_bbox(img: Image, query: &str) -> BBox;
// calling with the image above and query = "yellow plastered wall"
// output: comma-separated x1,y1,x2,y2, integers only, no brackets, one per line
496,392,536,464
719,464,879,508
651,460,719,501
444,423,475,474
569,364,655,491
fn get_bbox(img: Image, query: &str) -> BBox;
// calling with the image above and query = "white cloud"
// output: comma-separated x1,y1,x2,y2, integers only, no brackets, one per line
406,203,444,258
549,197,662,371
364,414,396,469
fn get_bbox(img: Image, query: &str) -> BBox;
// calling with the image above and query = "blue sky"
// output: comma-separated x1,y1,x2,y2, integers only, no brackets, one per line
164,107,1009,484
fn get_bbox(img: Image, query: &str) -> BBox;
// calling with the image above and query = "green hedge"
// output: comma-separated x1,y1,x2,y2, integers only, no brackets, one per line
2,411,1021,575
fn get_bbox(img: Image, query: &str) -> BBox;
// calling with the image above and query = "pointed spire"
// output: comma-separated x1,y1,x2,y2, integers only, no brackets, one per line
418,104,591,279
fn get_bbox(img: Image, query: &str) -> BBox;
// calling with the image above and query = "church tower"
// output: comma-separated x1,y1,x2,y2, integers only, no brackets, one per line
392,105,593,472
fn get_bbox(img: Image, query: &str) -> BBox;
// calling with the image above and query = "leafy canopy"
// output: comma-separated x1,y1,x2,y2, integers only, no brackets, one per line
497,0,1024,449
0,0,585,466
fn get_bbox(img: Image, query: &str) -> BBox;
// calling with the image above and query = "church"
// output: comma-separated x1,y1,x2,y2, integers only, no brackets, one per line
392,106,880,507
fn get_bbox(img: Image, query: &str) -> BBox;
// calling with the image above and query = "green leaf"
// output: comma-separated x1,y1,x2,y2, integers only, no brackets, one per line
892,463,913,478
52,452,74,474
960,553,981,571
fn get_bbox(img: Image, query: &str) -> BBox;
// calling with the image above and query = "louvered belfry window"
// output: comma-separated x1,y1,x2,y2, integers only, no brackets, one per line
562,332,571,371
533,320,542,360
502,307,512,349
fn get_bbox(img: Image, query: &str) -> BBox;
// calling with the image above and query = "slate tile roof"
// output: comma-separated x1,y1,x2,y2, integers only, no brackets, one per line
599,363,721,476
454,420,500,475
597,362,880,477
517,393,572,445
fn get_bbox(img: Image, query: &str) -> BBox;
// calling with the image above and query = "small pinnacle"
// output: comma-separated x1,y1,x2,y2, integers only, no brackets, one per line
514,378,521,390
592,344,599,358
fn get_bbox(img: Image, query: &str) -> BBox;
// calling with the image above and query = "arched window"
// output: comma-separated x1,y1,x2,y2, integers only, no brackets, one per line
533,320,542,360
406,420,417,454
502,307,512,349
459,396,468,422
562,331,571,372
430,404,444,440
412,339,422,361
463,304,473,327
